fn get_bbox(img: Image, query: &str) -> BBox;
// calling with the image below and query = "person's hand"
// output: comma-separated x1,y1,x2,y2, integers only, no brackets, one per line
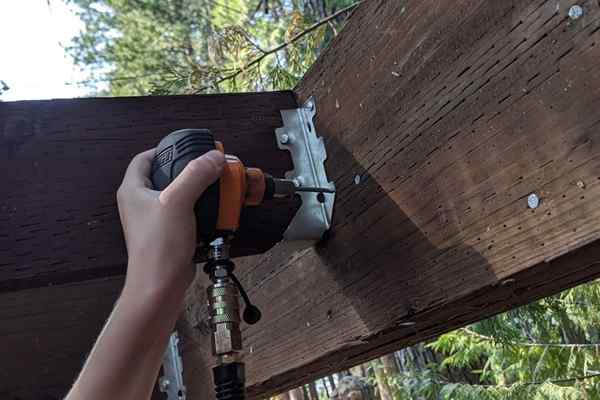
116,148,225,301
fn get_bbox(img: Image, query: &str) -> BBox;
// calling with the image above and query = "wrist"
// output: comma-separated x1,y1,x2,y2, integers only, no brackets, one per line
120,280,186,318
122,259,192,308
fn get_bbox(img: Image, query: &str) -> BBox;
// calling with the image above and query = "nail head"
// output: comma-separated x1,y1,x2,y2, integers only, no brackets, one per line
568,5,584,20
527,193,540,209
159,377,171,391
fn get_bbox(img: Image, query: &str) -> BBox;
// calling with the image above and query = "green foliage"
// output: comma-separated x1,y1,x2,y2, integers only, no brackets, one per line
66,0,355,95
424,280,600,399
0,80,9,95
366,281,600,400
388,370,443,400
440,382,590,400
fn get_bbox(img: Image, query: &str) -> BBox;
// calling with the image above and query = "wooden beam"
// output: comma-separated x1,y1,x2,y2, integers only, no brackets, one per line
4,0,600,398
4,245,599,400
0,91,299,292
0,277,169,399
181,0,600,397
0,277,123,399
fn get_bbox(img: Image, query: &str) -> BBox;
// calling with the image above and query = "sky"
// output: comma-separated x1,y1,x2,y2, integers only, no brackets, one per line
0,0,90,101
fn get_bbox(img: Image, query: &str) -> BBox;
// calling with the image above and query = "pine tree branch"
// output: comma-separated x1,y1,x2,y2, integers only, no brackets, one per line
66,2,362,92
462,328,600,348
195,0,362,92
402,370,600,392
437,372,600,388
486,372,600,387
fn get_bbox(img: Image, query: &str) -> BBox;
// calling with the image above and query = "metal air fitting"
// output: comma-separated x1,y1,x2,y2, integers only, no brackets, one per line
207,279,243,362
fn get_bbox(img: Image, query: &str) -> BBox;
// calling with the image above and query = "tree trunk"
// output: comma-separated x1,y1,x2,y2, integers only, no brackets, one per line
380,354,399,377
327,375,336,391
321,378,330,398
372,360,394,400
308,381,319,400
276,391,291,400
555,308,587,344
350,364,365,377
289,387,305,400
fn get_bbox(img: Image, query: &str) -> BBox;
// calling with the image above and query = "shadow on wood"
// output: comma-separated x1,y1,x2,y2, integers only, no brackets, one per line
182,136,492,399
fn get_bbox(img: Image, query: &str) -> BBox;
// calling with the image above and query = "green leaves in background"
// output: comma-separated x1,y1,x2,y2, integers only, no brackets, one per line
361,281,600,400
421,280,600,399
66,0,357,95
0,80,9,95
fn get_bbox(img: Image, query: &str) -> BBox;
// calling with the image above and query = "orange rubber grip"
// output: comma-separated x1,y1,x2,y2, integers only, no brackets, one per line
244,168,266,206
213,141,266,232
217,155,246,232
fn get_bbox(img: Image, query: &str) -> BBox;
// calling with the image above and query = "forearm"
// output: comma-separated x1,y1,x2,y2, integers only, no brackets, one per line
66,267,186,400
66,148,223,398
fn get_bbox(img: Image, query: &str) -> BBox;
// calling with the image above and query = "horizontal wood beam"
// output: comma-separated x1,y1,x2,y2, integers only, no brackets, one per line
182,0,600,398
4,0,600,398
3,241,599,399
239,240,600,397
0,277,166,399
0,277,123,399
0,91,299,292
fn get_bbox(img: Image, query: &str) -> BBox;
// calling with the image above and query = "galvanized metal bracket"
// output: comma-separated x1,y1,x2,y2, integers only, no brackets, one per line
159,332,187,400
275,97,335,241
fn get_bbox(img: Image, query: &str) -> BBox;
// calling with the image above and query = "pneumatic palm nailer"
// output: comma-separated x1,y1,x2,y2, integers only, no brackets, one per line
151,129,333,400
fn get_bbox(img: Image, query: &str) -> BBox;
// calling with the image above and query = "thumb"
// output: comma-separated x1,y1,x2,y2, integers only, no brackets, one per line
159,150,225,208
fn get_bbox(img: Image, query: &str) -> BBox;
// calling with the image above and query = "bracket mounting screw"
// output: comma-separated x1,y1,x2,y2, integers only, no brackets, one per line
159,377,171,392
568,5,584,20
305,99,315,111
280,134,290,144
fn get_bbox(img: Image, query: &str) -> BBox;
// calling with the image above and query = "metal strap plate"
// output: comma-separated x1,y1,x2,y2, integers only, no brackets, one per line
275,97,335,241
159,331,187,400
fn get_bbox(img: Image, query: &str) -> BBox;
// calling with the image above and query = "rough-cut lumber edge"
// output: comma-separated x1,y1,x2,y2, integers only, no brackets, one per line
182,0,600,398
0,91,299,292
244,240,600,398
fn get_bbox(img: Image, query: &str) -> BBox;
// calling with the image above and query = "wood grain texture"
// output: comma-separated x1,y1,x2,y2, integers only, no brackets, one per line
0,277,123,399
182,0,600,397
0,92,299,291
0,277,170,400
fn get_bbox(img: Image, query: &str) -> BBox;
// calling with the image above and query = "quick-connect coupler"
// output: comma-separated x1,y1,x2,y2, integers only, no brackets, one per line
205,238,247,400
207,274,243,362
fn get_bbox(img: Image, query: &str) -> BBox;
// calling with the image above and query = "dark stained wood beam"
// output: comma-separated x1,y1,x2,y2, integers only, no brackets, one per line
181,0,600,398
0,276,167,399
4,243,599,399
4,0,600,398
0,92,299,292
0,277,123,399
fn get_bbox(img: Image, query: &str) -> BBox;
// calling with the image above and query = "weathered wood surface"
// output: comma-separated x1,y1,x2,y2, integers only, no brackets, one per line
4,0,600,398
0,92,299,291
0,277,123,399
182,0,600,398
0,276,169,399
